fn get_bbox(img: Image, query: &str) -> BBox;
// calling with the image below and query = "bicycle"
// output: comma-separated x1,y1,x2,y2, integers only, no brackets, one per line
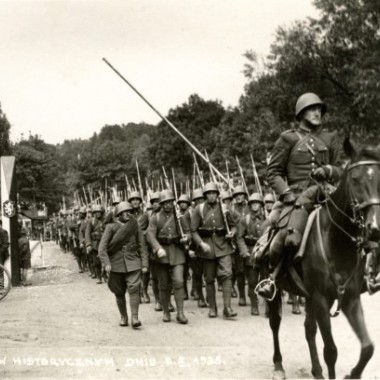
0,263,11,301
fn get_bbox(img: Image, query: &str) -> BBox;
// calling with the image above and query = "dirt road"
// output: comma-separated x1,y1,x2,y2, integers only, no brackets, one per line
1,242,379,379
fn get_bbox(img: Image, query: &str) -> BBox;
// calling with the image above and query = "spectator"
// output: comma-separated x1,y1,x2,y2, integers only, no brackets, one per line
19,228,32,286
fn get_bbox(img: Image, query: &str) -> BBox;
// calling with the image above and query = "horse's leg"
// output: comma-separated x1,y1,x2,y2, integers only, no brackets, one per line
313,295,337,379
268,291,285,379
341,297,374,379
304,297,324,378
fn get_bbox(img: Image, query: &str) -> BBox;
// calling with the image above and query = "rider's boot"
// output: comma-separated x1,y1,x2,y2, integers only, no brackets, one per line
284,206,309,253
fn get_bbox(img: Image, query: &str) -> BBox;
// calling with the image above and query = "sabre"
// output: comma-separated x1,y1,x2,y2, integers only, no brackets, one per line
102,58,228,184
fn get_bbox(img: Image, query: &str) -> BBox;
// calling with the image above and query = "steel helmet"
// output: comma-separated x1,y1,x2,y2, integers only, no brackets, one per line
150,192,160,203
191,188,204,201
248,193,264,204
295,93,327,121
128,191,142,202
178,194,191,204
92,205,105,213
79,206,87,214
220,190,232,201
115,201,133,216
232,185,248,198
60,210,67,216
112,196,121,205
203,182,219,196
159,190,175,204
73,205,80,212
264,193,276,203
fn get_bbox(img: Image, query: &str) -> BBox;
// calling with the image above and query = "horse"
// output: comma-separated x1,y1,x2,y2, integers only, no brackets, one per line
261,138,380,379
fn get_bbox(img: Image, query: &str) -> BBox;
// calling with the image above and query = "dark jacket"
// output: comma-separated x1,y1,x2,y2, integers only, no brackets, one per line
85,218,105,251
191,201,236,259
98,219,148,273
267,126,342,196
147,209,190,266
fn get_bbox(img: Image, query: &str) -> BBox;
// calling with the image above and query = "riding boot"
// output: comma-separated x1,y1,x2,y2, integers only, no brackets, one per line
130,292,142,328
222,278,237,318
159,289,171,322
142,272,150,303
95,266,102,284
116,296,128,326
284,207,309,253
237,273,246,306
206,283,217,317
174,288,188,324
231,269,237,297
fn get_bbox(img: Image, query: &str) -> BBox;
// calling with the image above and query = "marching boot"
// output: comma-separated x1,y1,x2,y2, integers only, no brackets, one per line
152,278,161,309
142,272,151,303
190,288,199,300
116,296,128,326
206,283,217,318
237,274,246,306
284,207,308,253
291,294,301,315
249,293,259,316
130,293,142,328
168,289,175,312
160,289,171,322
174,288,188,324
183,281,189,301
222,278,237,319
231,269,237,297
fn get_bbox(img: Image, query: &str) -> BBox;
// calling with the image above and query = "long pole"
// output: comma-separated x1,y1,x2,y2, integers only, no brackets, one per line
102,58,228,184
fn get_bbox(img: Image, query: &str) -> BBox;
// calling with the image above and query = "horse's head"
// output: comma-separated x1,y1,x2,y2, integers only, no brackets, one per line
344,138,380,242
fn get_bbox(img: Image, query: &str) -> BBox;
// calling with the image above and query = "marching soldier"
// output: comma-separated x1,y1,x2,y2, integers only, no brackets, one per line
78,206,89,272
177,194,192,300
147,190,190,324
257,92,342,300
57,211,69,253
128,191,149,230
99,201,148,328
236,193,265,315
68,207,83,273
230,185,250,304
188,188,207,307
85,205,106,284
191,182,237,319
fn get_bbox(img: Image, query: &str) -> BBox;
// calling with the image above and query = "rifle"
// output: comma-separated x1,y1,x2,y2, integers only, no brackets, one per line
82,186,89,206
105,178,108,210
136,160,145,211
103,58,228,184
250,153,263,197
172,168,189,251
193,153,205,188
132,178,138,193
161,166,171,190
236,156,249,195
225,159,233,192
125,174,132,198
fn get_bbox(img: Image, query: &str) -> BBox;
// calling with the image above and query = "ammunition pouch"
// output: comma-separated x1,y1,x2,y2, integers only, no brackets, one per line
198,227,226,238
157,235,180,245
244,235,257,246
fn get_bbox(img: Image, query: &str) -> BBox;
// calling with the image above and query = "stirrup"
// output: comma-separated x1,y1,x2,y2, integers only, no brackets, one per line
254,278,277,302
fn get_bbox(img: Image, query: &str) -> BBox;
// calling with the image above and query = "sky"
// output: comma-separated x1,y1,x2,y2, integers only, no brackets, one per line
0,0,318,145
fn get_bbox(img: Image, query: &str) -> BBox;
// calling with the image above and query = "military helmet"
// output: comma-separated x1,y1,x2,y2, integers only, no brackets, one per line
112,196,121,205
295,93,327,121
73,205,80,212
60,210,67,216
232,185,248,197
220,190,232,201
115,201,133,216
203,182,219,196
248,193,264,204
92,205,105,213
178,194,191,205
264,193,276,203
86,206,92,213
128,191,142,202
79,206,87,214
191,188,204,201
159,190,175,204
150,192,161,203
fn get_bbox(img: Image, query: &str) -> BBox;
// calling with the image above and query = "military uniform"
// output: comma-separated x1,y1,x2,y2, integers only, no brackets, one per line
191,184,237,319
85,214,105,283
98,201,148,328
147,201,190,324
236,210,265,315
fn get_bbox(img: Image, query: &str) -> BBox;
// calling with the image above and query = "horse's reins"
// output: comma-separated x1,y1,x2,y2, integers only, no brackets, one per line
318,160,380,317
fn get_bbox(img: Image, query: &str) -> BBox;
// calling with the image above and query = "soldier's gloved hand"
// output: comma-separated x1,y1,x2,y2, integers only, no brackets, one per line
142,266,148,273
180,236,188,245
200,242,211,254
105,264,111,274
225,231,235,240
157,248,167,258
188,249,195,258
312,166,328,180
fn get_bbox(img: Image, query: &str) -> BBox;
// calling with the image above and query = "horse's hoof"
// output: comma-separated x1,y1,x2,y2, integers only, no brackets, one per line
311,370,324,379
273,370,286,380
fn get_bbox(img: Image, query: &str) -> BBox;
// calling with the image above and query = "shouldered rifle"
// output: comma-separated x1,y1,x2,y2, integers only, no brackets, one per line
250,153,263,197
172,168,189,251
162,166,171,190
236,156,249,195
193,153,205,188
125,174,132,198
136,160,145,211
